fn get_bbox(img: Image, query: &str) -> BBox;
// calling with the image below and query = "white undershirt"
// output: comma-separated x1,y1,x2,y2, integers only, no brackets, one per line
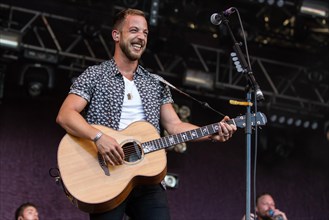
118,76,146,130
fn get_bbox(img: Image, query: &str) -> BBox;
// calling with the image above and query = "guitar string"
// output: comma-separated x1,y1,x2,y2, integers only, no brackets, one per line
102,116,258,159
110,122,231,156
119,128,218,155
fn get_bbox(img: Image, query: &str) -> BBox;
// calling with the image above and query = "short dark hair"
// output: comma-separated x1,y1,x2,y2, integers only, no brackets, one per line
113,8,146,30
15,202,37,220
256,192,273,205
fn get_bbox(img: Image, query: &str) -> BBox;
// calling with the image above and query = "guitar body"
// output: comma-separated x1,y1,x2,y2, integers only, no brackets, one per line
57,121,167,213
57,112,267,213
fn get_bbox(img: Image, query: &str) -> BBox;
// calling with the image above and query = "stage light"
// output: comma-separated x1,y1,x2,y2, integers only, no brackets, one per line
267,0,275,6
231,52,244,73
295,119,302,127
28,81,43,97
268,111,320,131
164,104,190,153
0,30,21,49
173,143,187,153
307,70,324,83
286,117,294,125
303,120,310,128
184,69,214,90
270,114,278,122
278,116,286,124
19,63,55,97
164,173,179,189
276,0,284,7
311,122,318,130
149,0,160,26
178,105,191,120
300,0,329,18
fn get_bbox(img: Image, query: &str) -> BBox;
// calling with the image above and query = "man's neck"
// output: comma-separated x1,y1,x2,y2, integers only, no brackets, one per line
113,56,138,80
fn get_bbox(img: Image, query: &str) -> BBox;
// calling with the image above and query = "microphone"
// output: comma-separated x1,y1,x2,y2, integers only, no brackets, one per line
268,210,284,220
210,7,236,25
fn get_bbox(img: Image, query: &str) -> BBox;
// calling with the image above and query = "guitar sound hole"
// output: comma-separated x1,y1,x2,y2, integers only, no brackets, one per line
122,141,143,163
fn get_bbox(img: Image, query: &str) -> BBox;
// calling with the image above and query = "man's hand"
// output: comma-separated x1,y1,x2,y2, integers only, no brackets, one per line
95,135,125,166
211,116,237,142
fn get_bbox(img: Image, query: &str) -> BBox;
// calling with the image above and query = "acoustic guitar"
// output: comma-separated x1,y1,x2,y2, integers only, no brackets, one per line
57,112,267,213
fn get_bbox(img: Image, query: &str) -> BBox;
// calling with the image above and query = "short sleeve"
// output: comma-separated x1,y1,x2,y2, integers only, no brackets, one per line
69,65,100,102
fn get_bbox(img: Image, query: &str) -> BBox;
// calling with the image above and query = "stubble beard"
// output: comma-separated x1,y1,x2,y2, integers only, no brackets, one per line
120,40,145,61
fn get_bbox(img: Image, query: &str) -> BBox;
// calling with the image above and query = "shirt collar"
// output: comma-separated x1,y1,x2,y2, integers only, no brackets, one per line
109,58,147,77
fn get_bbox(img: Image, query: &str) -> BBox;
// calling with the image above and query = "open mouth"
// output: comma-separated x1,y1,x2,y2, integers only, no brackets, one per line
131,42,143,51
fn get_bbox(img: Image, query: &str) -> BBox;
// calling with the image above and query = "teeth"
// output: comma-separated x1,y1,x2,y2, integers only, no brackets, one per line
132,44,142,49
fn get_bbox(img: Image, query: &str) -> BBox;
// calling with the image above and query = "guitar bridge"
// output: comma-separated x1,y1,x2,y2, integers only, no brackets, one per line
98,153,110,176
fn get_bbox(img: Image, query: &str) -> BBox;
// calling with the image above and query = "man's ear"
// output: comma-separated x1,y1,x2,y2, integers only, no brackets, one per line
112,30,120,41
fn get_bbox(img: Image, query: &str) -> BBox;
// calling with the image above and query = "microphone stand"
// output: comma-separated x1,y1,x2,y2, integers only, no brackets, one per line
219,14,264,220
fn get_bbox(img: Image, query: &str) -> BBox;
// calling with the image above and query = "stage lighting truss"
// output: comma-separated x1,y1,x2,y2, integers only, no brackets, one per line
0,3,328,119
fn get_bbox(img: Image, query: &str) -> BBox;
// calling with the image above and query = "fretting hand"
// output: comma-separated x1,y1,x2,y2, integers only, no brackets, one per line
210,116,237,142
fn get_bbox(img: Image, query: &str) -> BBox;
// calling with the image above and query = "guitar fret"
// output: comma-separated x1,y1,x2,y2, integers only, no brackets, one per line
180,132,188,142
176,133,184,143
168,135,176,145
154,139,160,150
142,113,266,154
174,134,181,144
162,136,168,148
159,137,165,148
190,129,199,139
150,140,157,150
187,130,193,141
201,126,209,136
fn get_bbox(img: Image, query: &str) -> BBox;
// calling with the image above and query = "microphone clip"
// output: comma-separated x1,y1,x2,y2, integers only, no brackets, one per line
210,7,236,25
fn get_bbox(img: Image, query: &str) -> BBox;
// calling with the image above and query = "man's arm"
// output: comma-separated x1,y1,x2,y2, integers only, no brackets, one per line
56,94,124,166
56,94,100,140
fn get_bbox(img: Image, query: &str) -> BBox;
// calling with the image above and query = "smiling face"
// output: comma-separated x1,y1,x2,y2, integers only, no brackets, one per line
114,14,148,61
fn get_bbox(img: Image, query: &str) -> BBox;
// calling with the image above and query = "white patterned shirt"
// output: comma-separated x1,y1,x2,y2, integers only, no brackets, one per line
69,59,173,133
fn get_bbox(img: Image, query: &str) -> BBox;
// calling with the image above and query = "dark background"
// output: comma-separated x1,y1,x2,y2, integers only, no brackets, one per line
1,0,329,219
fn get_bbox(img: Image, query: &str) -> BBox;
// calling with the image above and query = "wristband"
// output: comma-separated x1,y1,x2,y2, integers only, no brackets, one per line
93,131,103,143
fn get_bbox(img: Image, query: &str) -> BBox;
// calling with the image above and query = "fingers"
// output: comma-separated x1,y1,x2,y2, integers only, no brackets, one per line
274,209,287,220
220,122,234,138
96,136,124,166
219,122,232,137
213,116,237,142
105,147,123,166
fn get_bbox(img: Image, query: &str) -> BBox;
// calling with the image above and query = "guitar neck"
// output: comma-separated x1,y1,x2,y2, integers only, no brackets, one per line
142,119,235,154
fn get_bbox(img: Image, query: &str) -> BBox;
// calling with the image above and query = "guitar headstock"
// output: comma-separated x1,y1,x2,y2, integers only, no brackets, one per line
232,112,267,128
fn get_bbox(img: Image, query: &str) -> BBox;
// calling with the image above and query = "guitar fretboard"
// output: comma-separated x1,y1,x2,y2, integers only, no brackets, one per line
140,112,267,154
142,122,226,154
